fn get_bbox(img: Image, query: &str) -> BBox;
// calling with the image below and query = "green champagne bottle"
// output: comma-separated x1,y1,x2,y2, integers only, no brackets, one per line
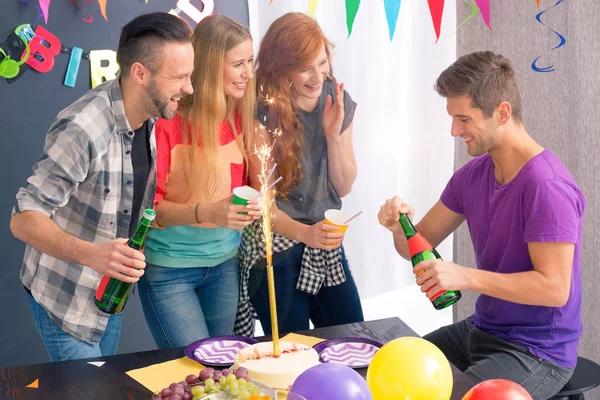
95,209,156,314
399,213,461,310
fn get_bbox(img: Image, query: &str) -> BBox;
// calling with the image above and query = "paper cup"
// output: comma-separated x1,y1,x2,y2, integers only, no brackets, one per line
232,186,260,214
323,209,350,244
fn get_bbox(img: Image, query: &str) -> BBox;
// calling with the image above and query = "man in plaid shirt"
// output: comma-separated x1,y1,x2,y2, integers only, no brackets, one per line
9,12,194,362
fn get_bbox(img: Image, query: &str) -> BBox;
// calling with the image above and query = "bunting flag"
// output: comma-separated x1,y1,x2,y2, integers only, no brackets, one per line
474,0,491,30
98,0,108,21
427,0,444,42
38,0,50,24
456,1,478,31
308,0,319,17
383,0,401,41
345,0,361,37
536,0,541,7
25,379,39,389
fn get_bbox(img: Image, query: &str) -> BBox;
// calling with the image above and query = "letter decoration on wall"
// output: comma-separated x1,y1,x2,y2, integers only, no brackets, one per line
168,0,214,24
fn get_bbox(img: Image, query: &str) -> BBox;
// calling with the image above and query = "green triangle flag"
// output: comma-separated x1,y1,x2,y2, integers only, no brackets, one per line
346,0,361,37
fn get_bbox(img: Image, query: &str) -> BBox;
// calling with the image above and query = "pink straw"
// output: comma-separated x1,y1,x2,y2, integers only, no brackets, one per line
266,163,277,182
342,210,363,224
252,176,283,200
265,176,282,192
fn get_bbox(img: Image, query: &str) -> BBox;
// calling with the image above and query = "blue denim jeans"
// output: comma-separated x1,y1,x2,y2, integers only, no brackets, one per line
25,290,122,362
424,318,573,400
138,256,240,348
249,243,364,334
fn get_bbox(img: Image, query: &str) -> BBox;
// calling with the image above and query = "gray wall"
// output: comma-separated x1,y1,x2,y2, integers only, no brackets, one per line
0,0,248,368
453,0,600,397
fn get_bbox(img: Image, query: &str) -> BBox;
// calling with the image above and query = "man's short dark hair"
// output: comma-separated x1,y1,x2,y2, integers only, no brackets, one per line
117,12,192,77
434,51,523,122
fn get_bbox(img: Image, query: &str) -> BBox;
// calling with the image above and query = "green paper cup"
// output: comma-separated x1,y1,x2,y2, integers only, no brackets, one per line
232,186,260,214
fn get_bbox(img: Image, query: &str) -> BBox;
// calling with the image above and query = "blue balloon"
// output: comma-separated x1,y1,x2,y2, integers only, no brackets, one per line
290,363,373,400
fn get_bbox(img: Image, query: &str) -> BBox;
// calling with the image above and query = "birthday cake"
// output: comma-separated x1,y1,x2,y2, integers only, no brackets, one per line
232,341,320,390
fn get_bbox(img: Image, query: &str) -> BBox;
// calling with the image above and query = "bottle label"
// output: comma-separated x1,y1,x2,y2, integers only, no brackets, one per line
95,275,110,301
94,244,142,302
407,233,433,257
414,269,445,300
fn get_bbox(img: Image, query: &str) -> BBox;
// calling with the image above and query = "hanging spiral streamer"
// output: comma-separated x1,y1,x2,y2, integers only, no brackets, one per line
532,0,566,73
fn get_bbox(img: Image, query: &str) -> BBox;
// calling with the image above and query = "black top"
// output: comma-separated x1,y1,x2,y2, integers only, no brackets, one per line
129,120,152,237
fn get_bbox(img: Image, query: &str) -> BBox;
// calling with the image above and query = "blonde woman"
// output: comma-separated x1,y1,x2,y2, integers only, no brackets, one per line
138,15,260,348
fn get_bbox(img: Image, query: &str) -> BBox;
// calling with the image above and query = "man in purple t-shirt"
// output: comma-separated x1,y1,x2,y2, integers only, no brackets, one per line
378,51,585,399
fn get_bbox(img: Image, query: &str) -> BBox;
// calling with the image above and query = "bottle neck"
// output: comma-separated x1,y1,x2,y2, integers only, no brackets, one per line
399,214,432,257
128,218,152,250
399,214,418,239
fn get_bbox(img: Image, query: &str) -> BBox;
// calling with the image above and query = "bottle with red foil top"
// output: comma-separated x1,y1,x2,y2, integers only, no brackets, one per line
95,208,156,314
399,213,461,310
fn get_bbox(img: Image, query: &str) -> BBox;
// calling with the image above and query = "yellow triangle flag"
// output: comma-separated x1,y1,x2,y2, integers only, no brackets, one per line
308,0,319,16
26,379,39,389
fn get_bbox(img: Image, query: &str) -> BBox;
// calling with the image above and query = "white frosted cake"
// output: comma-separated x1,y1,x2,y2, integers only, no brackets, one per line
232,341,320,390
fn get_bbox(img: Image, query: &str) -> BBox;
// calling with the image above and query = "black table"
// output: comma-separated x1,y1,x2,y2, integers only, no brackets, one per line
0,317,476,400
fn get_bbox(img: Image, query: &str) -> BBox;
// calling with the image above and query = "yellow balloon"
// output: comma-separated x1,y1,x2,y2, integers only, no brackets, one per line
366,337,453,400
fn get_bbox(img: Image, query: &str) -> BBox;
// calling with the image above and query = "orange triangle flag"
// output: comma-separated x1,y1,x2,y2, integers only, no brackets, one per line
26,379,39,389
98,0,108,21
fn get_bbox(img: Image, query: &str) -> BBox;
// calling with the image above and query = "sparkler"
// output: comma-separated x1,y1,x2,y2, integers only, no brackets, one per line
255,142,281,357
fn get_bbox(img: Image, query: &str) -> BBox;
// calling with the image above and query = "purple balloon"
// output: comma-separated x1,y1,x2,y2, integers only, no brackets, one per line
290,363,373,400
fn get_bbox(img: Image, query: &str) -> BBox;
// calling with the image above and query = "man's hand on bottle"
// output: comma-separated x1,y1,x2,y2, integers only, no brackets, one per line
378,196,415,234
414,259,468,298
301,221,344,250
83,239,146,283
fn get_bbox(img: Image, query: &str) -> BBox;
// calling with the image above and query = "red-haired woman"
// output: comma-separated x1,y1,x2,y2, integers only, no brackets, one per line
235,12,364,336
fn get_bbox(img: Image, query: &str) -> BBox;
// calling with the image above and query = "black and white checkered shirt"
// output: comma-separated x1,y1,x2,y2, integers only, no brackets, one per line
233,221,346,337
13,78,156,344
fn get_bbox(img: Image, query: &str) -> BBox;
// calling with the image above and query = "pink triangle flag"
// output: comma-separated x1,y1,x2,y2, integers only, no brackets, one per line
39,0,51,24
474,0,491,30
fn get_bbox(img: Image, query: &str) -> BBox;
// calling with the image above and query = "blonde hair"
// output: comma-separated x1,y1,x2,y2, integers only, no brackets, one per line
178,14,256,199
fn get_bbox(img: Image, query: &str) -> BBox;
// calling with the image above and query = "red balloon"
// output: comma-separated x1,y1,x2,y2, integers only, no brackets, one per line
462,379,533,400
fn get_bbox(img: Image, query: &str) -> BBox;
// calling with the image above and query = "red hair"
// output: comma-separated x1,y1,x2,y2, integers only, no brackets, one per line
256,12,334,196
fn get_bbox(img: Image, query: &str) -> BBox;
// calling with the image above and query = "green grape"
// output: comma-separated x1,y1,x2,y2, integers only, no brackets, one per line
251,385,261,395
231,388,240,396
192,396,202,400
219,376,227,386
229,381,239,390
237,378,247,386
191,385,205,396
205,378,215,387
227,373,237,384
239,387,251,400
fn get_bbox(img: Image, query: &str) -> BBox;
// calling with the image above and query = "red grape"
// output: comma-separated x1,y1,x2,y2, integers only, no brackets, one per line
199,368,214,381
235,366,248,380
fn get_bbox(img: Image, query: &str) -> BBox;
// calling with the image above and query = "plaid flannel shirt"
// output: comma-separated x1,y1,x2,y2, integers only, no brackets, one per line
233,220,346,337
13,78,156,344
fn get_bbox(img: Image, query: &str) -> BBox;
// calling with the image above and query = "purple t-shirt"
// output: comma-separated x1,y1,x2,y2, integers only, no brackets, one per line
441,150,585,368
